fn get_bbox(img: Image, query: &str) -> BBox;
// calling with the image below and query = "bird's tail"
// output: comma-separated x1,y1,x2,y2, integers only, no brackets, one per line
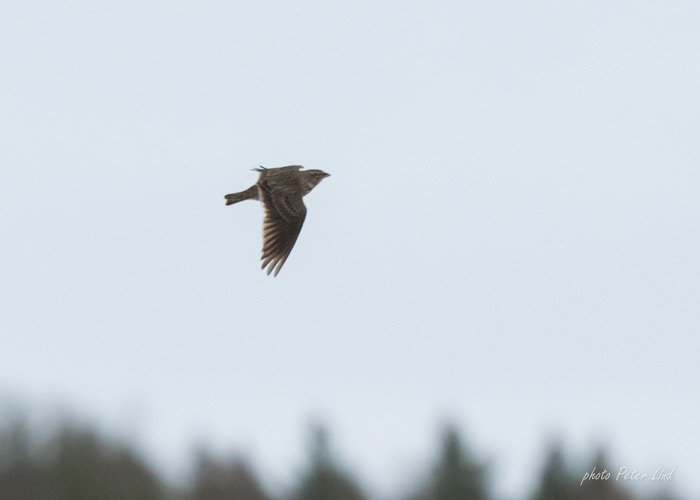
224,185,259,205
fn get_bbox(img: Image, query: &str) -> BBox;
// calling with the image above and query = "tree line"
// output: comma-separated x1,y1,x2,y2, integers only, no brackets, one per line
0,408,680,500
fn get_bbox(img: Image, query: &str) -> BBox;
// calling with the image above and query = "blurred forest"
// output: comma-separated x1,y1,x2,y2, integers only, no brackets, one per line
0,404,682,500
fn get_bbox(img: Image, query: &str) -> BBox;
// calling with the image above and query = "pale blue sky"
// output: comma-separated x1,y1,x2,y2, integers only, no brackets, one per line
1,2,698,498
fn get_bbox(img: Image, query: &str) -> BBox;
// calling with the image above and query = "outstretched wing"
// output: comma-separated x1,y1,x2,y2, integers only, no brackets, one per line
255,165,303,174
258,178,307,276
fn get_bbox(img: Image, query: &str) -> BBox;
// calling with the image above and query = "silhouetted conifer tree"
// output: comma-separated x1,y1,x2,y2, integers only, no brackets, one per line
289,424,366,500
0,413,51,499
189,448,271,500
0,412,162,500
578,448,635,500
531,439,576,500
412,424,489,500
46,425,162,500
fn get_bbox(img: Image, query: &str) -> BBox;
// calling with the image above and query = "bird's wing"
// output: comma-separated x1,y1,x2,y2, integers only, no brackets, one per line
258,179,307,277
255,165,303,174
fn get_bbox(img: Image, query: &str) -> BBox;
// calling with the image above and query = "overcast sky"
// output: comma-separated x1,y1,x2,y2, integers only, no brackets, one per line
1,1,698,498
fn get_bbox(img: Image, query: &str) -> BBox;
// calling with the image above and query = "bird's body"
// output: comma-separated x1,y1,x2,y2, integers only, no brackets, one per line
224,165,330,276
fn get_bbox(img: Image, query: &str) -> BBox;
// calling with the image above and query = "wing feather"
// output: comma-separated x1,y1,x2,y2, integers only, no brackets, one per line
257,177,306,276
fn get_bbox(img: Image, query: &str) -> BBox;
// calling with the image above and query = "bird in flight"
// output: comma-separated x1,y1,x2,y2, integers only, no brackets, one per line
224,165,330,276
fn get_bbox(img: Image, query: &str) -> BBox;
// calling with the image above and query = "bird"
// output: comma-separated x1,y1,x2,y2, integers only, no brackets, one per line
224,165,330,277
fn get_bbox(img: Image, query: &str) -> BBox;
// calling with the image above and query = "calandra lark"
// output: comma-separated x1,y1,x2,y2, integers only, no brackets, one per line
224,165,330,276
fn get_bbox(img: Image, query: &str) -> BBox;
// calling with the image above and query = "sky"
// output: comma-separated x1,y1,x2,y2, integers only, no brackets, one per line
1,1,699,498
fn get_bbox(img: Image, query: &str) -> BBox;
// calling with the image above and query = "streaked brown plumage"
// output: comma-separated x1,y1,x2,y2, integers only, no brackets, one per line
224,165,330,276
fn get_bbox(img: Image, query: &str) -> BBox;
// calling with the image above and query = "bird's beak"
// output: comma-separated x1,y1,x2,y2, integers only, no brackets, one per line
323,173,331,178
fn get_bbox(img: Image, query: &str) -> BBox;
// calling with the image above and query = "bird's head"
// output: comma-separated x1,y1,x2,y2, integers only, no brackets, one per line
301,169,331,195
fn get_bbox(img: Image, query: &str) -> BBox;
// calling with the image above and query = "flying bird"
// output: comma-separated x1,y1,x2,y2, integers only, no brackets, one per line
224,165,330,276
